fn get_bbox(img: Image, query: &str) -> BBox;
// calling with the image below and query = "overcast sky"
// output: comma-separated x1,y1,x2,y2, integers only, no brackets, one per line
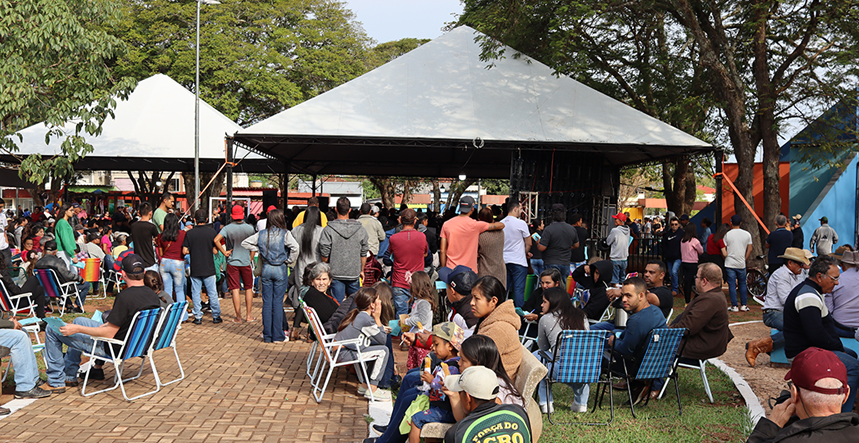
343,0,463,44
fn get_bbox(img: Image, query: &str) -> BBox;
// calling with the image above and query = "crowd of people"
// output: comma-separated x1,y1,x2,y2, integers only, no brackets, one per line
0,193,857,441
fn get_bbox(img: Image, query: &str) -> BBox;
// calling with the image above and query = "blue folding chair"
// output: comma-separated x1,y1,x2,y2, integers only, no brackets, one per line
539,330,613,425
601,328,687,418
150,301,187,388
81,308,162,401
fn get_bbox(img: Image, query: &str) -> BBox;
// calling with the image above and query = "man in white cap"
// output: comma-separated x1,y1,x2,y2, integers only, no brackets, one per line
810,216,838,256
443,366,531,443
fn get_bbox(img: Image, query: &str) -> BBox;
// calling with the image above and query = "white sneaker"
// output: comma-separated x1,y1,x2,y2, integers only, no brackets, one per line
365,389,392,402
358,385,368,395
571,403,588,413
539,403,554,414
728,306,739,312
740,305,750,312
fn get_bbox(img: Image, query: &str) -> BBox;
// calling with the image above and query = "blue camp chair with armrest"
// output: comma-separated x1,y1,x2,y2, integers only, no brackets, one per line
150,301,188,388
539,329,614,426
80,308,162,401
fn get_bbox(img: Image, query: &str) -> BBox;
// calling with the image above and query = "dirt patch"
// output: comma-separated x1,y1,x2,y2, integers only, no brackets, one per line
721,321,790,413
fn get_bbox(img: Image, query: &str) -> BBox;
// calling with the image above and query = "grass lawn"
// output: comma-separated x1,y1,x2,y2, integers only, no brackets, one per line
537,363,752,443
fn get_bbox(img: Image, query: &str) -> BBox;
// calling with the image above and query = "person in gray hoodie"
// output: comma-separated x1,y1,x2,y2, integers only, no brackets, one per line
606,213,631,284
319,197,369,303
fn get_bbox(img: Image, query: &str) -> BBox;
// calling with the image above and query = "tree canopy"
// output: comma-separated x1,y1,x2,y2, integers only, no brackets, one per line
460,0,859,248
112,0,377,127
0,0,136,185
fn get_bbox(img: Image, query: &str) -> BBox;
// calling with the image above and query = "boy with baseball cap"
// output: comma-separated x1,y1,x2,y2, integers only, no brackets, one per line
438,265,479,336
443,365,531,443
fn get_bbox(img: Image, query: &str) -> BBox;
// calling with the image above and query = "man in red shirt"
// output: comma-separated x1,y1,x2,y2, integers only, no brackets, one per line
388,209,428,316
440,196,504,271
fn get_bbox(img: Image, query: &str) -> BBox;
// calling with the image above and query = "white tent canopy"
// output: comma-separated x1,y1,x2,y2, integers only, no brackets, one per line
9,74,273,173
234,26,711,177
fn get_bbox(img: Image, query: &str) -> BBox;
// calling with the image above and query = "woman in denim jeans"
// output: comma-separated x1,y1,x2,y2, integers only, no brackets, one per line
241,210,299,342
157,213,187,306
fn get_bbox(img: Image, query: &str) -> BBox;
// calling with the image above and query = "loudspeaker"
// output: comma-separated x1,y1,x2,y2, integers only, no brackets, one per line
316,196,330,213
262,190,278,212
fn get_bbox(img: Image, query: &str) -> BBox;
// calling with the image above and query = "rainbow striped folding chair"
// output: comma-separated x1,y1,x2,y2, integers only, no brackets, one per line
539,330,613,425
81,308,162,401
0,279,36,318
34,268,80,316
150,301,187,388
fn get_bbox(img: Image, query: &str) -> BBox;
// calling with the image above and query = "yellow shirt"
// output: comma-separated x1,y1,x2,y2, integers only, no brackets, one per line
291,210,328,229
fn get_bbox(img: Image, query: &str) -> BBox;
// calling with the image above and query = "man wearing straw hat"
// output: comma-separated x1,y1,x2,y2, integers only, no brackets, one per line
745,248,809,367
827,250,859,338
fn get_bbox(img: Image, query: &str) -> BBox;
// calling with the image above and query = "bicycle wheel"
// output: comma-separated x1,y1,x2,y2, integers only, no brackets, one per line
747,269,767,305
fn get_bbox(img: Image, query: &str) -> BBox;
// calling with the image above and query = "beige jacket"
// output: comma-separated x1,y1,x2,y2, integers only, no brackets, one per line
475,299,523,380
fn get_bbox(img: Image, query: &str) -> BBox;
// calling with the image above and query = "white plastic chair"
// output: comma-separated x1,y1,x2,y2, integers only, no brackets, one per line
303,305,382,403
0,279,36,318
657,358,714,403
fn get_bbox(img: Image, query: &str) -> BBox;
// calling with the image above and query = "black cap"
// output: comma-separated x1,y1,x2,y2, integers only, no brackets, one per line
438,265,477,295
44,240,57,252
679,214,690,220
121,253,145,274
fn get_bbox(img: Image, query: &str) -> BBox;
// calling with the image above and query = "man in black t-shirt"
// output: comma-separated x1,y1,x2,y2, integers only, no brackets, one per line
183,209,228,324
766,214,793,274
42,254,161,393
129,202,159,272
570,214,589,268
537,204,579,285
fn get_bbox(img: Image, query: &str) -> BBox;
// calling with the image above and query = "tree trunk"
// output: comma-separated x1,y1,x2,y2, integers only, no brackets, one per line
446,178,477,210
662,159,691,215
683,164,697,215
431,179,441,213
369,177,396,209
751,1,781,237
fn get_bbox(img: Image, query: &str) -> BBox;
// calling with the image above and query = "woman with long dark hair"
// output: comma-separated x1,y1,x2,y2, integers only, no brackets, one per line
157,213,187,308
241,209,298,342
680,223,703,303
534,287,589,413
291,205,323,292
335,287,392,401
471,275,522,380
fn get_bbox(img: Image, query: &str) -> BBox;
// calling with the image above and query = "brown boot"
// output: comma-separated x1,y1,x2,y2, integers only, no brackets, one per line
745,337,774,367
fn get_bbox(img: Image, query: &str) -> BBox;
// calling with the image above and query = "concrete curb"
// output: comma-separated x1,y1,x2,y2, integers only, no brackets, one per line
709,357,767,427
0,398,38,421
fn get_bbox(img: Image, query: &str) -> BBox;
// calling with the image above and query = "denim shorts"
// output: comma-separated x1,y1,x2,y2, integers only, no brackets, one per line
411,406,455,429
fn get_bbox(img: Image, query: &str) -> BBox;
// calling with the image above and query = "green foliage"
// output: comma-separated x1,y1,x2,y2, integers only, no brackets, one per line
458,1,715,138
368,38,430,68
112,0,376,126
0,0,136,184
361,179,381,200
480,178,509,195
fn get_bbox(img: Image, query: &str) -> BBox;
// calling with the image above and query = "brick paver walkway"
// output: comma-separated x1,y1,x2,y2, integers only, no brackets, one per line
0,298,370,443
